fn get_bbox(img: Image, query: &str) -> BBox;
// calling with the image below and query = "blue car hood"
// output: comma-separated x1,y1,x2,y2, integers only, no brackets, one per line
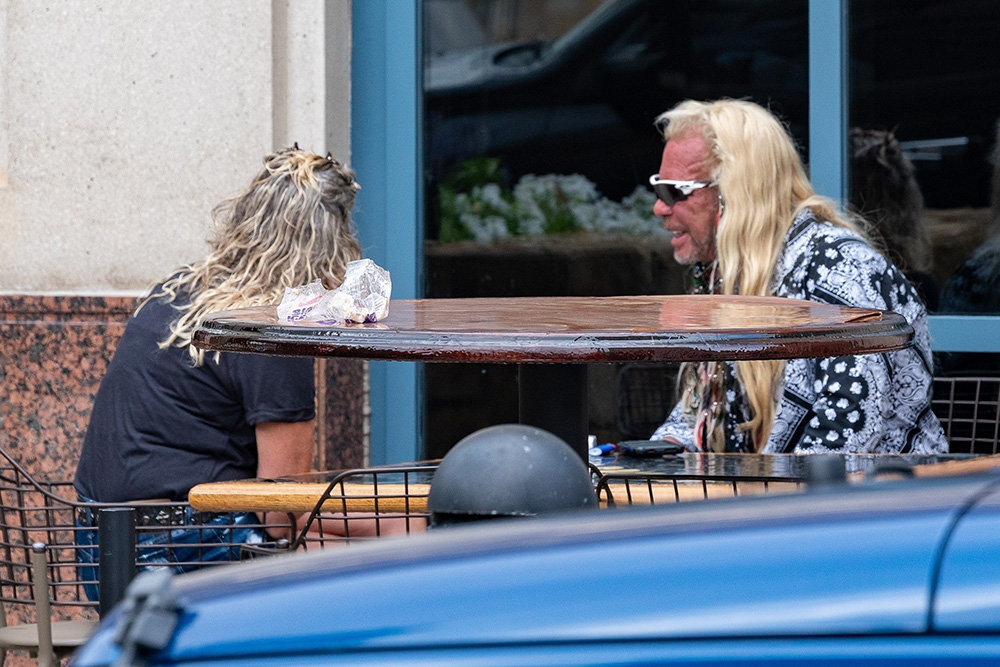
73,473,997,666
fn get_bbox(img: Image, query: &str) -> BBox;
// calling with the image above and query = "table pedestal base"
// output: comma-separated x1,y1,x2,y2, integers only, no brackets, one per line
518,364,588,460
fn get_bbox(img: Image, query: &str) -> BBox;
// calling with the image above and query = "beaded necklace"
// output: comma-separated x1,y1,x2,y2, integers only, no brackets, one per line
684,261,727,451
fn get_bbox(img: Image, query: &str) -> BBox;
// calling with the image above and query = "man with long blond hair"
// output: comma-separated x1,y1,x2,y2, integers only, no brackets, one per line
74,147,368,591
649,99,946,454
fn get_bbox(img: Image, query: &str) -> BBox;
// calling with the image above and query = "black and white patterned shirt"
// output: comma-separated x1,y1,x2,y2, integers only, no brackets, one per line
652,210,948,454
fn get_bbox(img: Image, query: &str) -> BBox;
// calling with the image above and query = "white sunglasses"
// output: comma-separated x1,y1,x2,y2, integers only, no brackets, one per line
648,175,716,205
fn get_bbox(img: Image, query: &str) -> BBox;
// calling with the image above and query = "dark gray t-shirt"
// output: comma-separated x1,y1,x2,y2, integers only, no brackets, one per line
74,288,315,502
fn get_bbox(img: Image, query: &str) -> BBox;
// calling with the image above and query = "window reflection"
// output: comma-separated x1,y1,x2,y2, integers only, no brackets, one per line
421,0,808,455
849,0,1000,374
424,0,809,244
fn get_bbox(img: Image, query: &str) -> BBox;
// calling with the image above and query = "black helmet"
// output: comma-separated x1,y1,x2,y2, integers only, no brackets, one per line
428,424,598,528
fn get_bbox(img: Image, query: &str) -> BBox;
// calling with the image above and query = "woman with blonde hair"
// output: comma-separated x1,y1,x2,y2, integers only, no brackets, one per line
74,146,364,589
649,99,946,453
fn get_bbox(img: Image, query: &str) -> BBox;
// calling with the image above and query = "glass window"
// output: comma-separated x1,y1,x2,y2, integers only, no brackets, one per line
420,0,809,455
849,0,1000,374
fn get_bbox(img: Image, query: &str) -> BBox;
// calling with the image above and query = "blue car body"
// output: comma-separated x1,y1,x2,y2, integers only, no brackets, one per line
72,471,1000,666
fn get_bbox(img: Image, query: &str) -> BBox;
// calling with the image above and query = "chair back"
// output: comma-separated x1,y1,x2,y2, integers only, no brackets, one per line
616,363,678,440
593,469,806,507
0,444,294,618
291,463,439,550
932,376,1000,454
618,366,1000,454
0,456,97,618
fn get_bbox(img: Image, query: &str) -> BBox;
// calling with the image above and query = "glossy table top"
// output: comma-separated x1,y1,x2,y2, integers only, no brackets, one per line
594,451,982,479
192,295,913,363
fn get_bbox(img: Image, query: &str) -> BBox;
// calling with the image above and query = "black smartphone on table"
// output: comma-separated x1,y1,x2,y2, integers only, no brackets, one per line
618,440,685,457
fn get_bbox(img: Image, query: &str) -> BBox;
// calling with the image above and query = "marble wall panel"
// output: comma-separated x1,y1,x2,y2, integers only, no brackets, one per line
0,295,366,488
0,295,131,483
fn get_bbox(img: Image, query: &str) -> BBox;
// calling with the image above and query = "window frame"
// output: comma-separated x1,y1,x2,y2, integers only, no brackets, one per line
350,0,423,464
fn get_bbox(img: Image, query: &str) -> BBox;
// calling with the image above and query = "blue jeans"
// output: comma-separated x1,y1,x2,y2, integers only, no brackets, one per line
75,497,266,602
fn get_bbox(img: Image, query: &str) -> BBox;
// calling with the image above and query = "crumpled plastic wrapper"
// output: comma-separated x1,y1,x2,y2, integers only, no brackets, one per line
276,280,326,322
276,258,391,324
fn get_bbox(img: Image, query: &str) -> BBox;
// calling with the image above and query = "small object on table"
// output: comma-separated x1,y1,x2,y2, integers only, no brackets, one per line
618,441,686,457
277,258,391,323
589,443,617,457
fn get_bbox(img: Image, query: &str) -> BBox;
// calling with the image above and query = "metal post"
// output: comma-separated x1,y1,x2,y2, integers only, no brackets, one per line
805,455,848,489
30,543,55,667
98,507,137,616
518,363,589,460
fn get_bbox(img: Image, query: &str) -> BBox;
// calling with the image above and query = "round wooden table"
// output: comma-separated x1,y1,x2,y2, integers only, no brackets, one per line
193,294,913,458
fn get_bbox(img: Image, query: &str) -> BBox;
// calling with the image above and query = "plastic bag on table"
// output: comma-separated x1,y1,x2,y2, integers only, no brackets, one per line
276,280,326,322
276,259,391,323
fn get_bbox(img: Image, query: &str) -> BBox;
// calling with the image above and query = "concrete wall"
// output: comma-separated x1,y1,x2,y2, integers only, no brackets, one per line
0,0,352,293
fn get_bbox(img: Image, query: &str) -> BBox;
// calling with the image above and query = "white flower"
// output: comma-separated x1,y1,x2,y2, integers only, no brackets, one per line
570,200,600,230
450,171,664,240
453,192,472,212
518,212,546,236
474,183,511,213
462,213,509,243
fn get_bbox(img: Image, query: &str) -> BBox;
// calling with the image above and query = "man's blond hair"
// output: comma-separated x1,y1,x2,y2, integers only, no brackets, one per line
657,99,866,448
